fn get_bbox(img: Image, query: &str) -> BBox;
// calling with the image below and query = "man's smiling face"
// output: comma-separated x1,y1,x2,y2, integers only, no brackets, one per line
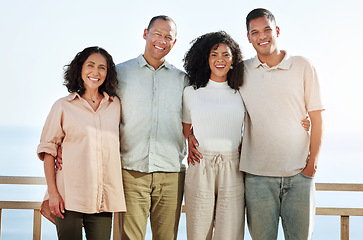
143,18,177,63
247,16,280,57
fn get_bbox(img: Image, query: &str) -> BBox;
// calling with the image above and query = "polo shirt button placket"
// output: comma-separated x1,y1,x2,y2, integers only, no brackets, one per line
264,69,272,81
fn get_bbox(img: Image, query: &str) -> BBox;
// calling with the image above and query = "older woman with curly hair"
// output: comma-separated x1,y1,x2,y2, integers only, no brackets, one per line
182,31,245,240
37,46,126,240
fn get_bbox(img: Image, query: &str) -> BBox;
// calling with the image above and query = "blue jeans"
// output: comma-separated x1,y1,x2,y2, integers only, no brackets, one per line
245,173,315,240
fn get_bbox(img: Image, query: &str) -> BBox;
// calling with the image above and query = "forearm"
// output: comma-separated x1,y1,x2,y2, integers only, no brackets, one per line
309,124,323,160
306,110,324,173
183,123,193,139
43,153,58,195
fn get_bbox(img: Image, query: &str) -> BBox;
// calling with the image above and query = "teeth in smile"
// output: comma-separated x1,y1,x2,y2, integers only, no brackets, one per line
259,42,269,46
155,46,164,50
216,65,225,68
89,77,99,81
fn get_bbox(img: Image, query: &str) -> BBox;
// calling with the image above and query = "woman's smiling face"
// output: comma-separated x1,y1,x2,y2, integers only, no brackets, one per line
209,43,233,82
81,53,107,91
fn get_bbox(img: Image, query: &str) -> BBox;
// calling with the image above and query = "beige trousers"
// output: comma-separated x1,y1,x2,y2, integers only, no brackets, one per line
185,148,245,240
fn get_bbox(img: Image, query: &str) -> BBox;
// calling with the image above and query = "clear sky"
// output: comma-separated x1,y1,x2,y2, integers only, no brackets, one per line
1,0,363,182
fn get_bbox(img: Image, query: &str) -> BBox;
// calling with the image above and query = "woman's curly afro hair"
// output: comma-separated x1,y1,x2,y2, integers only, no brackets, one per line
183,31,244,90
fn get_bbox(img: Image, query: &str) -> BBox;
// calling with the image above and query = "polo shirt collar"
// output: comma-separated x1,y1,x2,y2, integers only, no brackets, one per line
136,54,171,70
252,50,292,70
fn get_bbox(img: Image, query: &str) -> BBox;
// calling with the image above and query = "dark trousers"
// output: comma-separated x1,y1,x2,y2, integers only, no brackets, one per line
54,210,112,240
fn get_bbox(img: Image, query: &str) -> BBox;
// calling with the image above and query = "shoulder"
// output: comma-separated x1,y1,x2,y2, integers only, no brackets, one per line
183,86,196,97
183,85,195,92
116,57,140,83
243,57,256,70
47,94,73,115
54,94,73,106
290,55,315,69
244,57,255,65
110,95,121,105
288,56,318,78
164,62,189,86
165,62,187,76
116,57,138,71
116,58,137,68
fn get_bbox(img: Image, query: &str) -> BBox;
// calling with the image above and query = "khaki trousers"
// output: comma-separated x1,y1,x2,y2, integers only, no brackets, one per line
117,169,184,240
185,148,245,240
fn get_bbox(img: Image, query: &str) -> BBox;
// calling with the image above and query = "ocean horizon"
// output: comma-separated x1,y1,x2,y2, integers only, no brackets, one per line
1,125,362,239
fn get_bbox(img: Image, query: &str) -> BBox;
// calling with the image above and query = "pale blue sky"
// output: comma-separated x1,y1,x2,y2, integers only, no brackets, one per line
1,0,363,183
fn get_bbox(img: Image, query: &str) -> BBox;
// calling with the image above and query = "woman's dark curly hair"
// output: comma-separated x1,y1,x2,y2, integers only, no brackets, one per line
183,31,244,90
63,46,118,96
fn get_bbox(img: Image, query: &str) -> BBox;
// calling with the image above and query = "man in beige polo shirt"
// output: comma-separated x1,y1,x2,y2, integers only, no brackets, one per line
239,8,324,240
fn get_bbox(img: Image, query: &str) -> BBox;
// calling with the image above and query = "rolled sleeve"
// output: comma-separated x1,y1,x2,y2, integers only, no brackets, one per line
37,100,65,160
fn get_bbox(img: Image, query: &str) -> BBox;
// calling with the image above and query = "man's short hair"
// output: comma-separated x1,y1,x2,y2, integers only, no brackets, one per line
147,15,177,33
246,8,276,32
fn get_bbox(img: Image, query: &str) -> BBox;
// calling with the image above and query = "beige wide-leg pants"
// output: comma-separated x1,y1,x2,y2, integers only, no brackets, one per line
185,148,245,240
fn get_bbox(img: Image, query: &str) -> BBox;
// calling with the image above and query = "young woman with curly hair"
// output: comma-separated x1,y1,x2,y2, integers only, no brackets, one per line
182,31,245,240
37,46,126,240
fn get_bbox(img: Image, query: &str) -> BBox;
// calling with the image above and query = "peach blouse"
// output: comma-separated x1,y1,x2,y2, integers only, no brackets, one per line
37,92,126,214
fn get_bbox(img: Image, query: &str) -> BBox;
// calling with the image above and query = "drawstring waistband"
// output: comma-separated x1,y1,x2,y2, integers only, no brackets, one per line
196,148,240,175
212,153,224,168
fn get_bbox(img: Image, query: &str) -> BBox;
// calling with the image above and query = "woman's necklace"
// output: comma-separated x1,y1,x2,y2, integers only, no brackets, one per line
83,94,101,104
89,98,97,103
82,92,102,111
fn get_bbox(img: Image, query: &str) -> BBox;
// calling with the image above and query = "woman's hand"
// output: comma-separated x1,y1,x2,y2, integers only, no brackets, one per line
301,116,311,131
49,191,65,219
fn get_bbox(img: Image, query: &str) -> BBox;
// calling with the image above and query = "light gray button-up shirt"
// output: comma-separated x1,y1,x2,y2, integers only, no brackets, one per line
116,54,188,173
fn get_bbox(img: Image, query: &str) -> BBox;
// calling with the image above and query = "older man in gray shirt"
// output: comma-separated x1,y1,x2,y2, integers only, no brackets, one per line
115,15,188,240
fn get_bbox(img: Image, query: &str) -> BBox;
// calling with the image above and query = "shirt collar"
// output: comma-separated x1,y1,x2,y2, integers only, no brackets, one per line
136,54,171,70
67,92,113,102
67,92,79,101
252,50,292,70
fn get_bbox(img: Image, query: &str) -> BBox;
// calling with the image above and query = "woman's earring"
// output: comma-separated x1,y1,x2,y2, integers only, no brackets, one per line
230,65,233,70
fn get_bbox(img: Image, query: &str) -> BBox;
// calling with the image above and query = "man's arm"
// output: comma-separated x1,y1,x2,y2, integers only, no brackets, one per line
302,110,324,177
182,123,192,139
55,146,63,171
182,123,202,165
